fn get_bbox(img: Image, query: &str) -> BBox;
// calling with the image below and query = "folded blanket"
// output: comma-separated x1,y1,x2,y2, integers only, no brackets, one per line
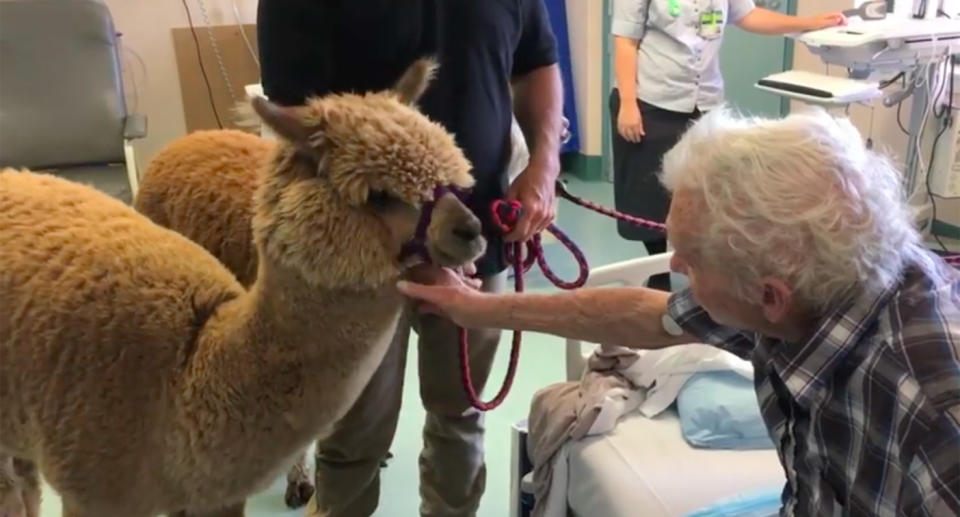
528,346,643,517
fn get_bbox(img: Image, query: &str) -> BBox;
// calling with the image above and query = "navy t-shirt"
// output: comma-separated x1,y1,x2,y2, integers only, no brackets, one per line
257,0,558,274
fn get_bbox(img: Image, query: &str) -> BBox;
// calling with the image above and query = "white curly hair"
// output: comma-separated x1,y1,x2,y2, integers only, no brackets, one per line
660,106,920,310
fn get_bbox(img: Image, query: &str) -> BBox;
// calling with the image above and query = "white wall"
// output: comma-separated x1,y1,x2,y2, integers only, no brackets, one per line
109,0,258,171
565,0,605,157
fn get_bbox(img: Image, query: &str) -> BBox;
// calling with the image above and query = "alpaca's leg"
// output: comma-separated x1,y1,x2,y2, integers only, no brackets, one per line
10,460,38,517
284,451,314,509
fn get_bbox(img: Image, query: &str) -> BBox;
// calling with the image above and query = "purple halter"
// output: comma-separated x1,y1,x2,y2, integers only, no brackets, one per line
398,185,468,264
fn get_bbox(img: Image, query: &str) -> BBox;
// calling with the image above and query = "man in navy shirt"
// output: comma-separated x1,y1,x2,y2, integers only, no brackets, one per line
258,1,563,515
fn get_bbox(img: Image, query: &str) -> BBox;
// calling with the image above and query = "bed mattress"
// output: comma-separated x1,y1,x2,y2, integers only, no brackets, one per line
567,409,785,517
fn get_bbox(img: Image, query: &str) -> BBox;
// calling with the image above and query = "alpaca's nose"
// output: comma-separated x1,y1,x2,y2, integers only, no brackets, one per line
453,221,481,241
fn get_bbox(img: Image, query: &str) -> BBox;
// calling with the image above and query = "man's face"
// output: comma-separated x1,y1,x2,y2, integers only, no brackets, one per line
666,191,767,331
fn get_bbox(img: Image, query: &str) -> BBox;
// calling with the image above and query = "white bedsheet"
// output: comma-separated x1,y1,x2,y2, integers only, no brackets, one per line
567,409,785,517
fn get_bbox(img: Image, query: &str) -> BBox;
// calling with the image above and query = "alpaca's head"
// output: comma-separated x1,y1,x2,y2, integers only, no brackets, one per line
249,59,486,289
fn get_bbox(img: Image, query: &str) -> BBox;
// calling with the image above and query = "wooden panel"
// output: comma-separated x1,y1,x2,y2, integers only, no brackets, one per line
171,24,260,132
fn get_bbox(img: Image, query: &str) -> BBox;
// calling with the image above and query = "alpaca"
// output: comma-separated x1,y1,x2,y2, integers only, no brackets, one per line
137,127,324,508
0,59,485,517
135,66,487,509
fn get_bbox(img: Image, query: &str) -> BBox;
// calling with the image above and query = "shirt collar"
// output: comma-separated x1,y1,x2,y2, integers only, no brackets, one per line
768,277,899,409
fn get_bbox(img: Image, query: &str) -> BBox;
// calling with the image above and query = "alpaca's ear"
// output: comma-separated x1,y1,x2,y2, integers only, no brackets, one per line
251,96,312,145
393,57,438,105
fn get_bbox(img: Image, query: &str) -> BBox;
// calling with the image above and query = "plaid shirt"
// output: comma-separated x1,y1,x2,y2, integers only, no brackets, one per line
667,250,960,516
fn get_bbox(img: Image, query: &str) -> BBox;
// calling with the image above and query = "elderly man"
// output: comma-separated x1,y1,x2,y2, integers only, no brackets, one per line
399,108,960,515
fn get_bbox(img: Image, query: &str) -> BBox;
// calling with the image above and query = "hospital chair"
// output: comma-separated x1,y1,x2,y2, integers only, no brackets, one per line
0,0,146,204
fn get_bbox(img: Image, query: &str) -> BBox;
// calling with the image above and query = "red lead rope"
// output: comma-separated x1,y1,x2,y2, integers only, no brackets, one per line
458,180,960,412
459,188,595,411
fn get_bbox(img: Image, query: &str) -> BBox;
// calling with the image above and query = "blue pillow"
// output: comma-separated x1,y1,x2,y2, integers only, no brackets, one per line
676,370,774,450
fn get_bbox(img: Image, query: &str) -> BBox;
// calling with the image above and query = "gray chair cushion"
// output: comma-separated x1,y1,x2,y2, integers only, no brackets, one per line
0,0,127,169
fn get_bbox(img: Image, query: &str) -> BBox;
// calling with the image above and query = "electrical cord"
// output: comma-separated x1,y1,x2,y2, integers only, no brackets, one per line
905,63,933,197
935,56,953,119
924,57,954,253
232,0,259,69
181,0,224,129
926,117,952,252
195,0,238,106
897,100,910,135
880,72,905,89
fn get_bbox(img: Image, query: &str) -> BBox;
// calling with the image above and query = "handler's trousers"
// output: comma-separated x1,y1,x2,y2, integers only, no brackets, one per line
307,272,507,517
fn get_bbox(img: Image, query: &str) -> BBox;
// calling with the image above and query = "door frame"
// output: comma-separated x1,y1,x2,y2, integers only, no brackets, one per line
599,0,797,181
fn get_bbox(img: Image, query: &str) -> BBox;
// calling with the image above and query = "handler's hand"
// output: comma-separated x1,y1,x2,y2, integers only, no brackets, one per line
398,265,487,329
505,159,558,243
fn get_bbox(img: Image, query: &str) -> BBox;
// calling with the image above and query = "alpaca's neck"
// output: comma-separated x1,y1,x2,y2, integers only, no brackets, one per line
174,257,403,492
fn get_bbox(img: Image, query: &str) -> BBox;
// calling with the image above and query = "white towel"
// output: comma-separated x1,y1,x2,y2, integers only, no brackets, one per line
625,344,753,417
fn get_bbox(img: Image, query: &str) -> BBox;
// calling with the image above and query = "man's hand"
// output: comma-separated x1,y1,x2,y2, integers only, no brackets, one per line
505,157,559,242
398,266,487,328
804,12,846,31
617,101,645,143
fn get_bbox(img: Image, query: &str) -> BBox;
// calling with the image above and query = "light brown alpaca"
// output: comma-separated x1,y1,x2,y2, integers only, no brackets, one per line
136,64,487,508
137,128,324,508
0,59,485,517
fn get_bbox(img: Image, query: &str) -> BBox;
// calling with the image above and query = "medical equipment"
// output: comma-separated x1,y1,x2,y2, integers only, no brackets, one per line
795,17,960,79
842,0,891,21
757,11,960,248
755,70,882,104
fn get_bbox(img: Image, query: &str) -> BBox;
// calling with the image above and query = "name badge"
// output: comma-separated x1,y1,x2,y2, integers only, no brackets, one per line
698,9,724,40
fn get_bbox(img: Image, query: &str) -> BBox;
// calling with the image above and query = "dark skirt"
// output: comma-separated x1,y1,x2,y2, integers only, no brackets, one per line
609,89,701,242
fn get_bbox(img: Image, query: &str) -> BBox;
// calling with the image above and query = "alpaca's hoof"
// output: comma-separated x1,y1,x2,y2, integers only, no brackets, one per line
284,480,315,509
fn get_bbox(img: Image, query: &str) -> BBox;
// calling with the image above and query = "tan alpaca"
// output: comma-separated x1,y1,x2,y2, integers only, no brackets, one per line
0,59,485,517
135,64,483,508
137,128,324,508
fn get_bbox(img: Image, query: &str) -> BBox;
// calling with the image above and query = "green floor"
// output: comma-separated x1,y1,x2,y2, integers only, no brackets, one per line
36,176,657,516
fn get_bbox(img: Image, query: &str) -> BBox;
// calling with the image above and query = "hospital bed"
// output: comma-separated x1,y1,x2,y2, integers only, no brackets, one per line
510,253,785,517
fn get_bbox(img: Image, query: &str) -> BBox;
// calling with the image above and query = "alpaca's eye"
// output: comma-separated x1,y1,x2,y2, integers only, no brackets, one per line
367,190,393,207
